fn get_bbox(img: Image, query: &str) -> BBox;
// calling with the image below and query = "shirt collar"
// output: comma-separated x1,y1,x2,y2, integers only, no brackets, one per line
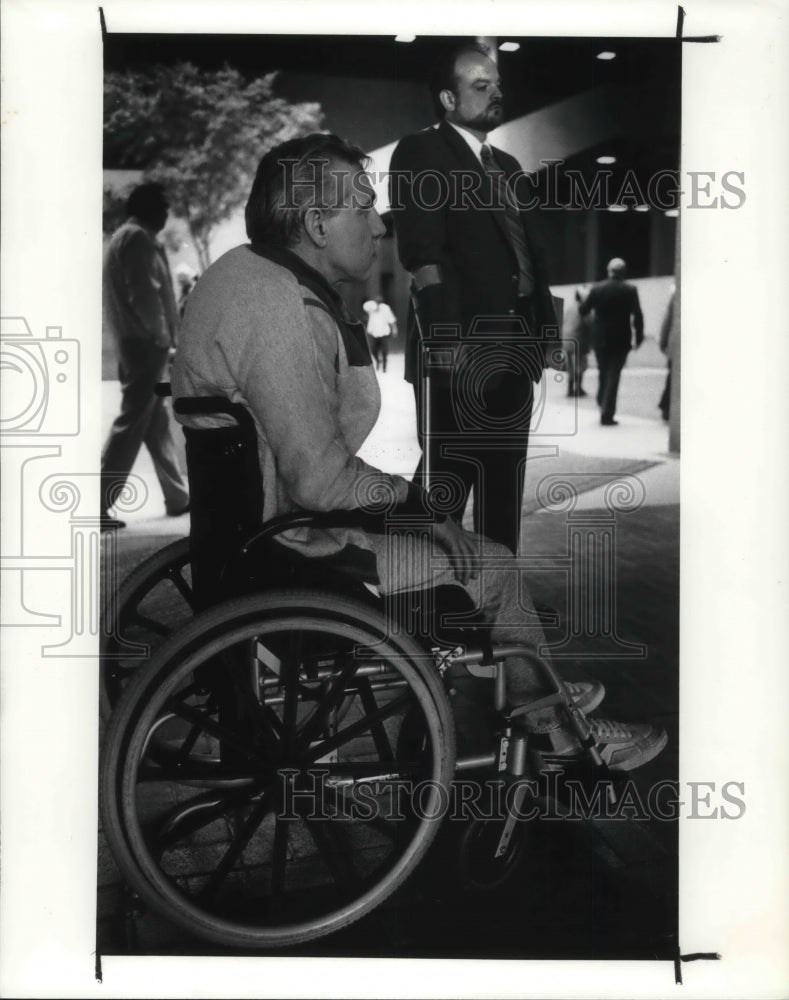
446,121,487,163
248,241,348,318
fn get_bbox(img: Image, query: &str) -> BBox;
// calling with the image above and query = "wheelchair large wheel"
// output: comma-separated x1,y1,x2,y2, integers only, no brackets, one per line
101,589,456,950
100,537,194,718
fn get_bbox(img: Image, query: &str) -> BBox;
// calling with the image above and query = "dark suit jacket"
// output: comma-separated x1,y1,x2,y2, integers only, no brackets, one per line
389,121,558,384
579,278,644,355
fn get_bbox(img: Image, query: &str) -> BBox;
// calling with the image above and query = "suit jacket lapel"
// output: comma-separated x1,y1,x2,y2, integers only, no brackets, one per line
437,122,515,255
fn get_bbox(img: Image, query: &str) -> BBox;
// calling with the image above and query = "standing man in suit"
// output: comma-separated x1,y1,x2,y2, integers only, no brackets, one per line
101,183,190,529
390,42,560,555
579,257,644,426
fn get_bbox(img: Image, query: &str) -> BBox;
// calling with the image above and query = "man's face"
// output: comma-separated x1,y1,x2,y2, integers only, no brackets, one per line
149,198,169,233
444,51,503,135
320,166,385,283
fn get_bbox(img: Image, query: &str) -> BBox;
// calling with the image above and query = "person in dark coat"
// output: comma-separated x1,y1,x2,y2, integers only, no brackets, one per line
658,284,675,421
579,257,644,426
390,42,560,554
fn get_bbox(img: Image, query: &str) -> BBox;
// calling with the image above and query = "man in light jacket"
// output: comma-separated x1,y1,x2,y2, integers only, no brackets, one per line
101,183,189,528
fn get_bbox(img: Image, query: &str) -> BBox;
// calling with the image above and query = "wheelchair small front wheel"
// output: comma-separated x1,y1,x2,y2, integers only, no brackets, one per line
456,813,529,893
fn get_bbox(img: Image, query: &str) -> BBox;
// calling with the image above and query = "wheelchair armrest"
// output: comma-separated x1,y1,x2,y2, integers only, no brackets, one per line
173,394,257,439
239,508,391,554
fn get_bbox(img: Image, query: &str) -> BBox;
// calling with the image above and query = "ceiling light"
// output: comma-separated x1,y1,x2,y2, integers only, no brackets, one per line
664,209,679,218
499,41,520,52
597,51,617,61
607,205,629,213
395,35,415,43
596,155,616,165
634,204,650,213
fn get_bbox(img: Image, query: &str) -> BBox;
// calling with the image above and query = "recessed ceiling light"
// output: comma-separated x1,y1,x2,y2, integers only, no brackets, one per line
499,41,520,52
596,155,616,165
634,204,650,213
597,51,617,61
395,35,415,43
607,205,629,213
664,209,679,218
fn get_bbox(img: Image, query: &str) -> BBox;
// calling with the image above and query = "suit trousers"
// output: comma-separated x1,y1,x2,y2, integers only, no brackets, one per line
101,340,189,514
594,347,630,423
413,372,532,555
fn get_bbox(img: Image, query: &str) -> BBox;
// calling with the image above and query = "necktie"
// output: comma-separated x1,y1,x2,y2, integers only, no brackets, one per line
480,144,534,296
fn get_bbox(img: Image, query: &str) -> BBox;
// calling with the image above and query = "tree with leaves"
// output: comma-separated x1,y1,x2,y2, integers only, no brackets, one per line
104,63,324,270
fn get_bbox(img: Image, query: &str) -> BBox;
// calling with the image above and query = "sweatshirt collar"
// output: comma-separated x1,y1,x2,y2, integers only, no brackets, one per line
248,242,350,327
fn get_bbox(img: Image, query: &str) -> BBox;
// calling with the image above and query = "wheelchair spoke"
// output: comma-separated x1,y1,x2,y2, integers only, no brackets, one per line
167,566,196,608
198,791,276,903
356,677,394,761
175,695,219,765
131,611,173,637
321,782,416,849
295,655,359,752
304,689,412,764
163,695,268,767
269,808,292,900
302,816,361,898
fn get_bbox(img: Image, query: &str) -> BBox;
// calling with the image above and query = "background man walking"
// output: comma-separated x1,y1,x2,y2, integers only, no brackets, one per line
100,183,189,528
579,257,644,426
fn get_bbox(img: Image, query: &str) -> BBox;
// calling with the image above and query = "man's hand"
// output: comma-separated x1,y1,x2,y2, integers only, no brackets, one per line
431,517,482,585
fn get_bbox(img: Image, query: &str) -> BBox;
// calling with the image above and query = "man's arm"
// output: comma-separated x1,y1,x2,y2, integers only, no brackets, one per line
389,133,464,334
577,286,596,317
631,288,644,347
659,291,674,354
221,283,412,514
119,227,175,346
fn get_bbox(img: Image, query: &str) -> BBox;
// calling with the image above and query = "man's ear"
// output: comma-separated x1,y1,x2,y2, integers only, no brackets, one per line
303,207,328,247
439,88,456,113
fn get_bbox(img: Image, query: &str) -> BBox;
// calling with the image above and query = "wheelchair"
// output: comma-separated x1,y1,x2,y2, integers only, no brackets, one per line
100,394,614,951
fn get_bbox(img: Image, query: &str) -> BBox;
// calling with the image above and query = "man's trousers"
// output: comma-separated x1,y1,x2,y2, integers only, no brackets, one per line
594,347,630,423
101,340,189,515
413,372,532,555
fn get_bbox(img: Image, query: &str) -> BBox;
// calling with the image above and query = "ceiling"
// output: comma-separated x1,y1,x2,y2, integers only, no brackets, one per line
104,33,680,192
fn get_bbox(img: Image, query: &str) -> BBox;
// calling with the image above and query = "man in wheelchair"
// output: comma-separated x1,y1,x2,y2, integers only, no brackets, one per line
170,132,666,777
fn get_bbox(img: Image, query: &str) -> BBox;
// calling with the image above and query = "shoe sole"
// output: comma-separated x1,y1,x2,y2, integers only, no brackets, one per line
572,685,605,714
601,727,669,772
531,727,668,775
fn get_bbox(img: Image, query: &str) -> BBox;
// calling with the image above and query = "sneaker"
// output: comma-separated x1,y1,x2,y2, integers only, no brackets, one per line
530,717,668,773
564,679,605,714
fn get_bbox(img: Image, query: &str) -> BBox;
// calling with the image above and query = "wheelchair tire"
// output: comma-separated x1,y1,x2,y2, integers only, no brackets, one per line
101,589,456,950
100,537,193,719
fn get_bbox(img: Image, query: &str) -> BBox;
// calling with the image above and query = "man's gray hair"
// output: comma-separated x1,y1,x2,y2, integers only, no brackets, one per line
245,133,370,248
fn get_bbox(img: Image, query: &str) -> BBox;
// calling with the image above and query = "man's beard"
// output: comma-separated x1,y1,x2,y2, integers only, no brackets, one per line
462,104,503,132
